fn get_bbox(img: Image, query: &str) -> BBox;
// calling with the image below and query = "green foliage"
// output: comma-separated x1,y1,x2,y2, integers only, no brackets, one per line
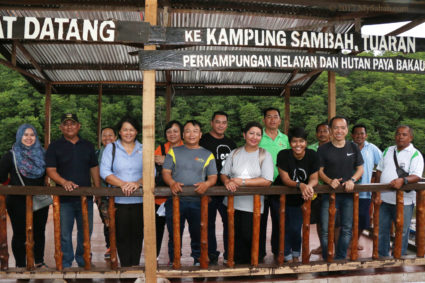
1,52,425,156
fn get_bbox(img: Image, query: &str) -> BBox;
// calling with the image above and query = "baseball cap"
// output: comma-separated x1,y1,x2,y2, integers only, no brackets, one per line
61,113,79,123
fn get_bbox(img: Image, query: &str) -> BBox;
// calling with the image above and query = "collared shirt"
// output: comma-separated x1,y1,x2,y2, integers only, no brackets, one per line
45,136,98,203
100,140,144,204
259,129,290,180
358,141,382,199
378,144,424,205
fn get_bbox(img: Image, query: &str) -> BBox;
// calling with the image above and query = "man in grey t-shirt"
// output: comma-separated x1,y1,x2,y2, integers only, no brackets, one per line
162,120,217,266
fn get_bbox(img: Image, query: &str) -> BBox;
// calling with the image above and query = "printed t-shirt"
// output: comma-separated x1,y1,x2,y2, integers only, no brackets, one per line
200,133,236,185
221,147,274,213
163,145,217,202
276,148,320,206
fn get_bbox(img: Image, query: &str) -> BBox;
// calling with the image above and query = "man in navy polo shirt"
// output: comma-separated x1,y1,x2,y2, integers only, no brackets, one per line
46,113,100,268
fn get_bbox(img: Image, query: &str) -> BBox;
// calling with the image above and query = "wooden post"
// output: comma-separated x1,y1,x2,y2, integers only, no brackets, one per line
53,195,62,270
25,196,35,270
393,191,404,259
227,196,235,267
143,1,158,282
416,190,425,257
97,84,103,149
328,71,336,120
301,200,311,264
351,192,359,260
172,196,181,269
278,194,286,265
166,83,172,123
284,87,290,135
327,193,336,262
251,195,261,267
372,192,381,259
44,83,51,147
0,195,8,270
108,197,118,269
81,196,91,270
200,196,209,268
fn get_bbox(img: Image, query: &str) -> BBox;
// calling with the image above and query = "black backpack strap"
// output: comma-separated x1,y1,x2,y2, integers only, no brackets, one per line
111,142,116,172
160,143,166,156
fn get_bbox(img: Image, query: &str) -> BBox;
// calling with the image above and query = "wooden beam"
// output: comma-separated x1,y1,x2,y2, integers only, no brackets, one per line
143,0,158,282
11,42,16,67
165,71,172,122
386,19,425,36
0,59,47,83
327,71,336,121
287,70,322,86
44,83,52,148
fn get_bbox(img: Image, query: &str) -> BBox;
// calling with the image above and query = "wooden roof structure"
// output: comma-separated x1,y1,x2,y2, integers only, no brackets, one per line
1,0,424,97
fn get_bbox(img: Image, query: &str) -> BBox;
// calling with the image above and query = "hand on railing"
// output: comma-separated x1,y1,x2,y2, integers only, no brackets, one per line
299,183,314,200
169,181,184,195
342,179,355,192
119,182,140,196
329,178,342,189
62,180,79,191
224,179,239,192
390,178,404,190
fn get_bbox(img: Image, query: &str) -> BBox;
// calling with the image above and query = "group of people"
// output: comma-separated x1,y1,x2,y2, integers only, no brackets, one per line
0,108,423,268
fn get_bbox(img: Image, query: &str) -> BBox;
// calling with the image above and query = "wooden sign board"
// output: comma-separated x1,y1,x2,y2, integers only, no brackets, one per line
1,16,425,54
139,50,425,74
0,16,150,43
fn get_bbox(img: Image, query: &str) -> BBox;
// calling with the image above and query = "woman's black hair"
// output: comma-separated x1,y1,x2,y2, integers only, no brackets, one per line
243,121,263,134
116,116,140,135
101,126,116,136
164,120,183,139
288,127,308,142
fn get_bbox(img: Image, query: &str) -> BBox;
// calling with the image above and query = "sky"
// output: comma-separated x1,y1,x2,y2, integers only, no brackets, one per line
362,22,425,38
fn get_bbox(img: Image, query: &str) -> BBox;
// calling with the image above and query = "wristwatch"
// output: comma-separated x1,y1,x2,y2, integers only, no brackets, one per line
403,177,408,185
296,182,301,190
242,179,246,186
351,178,356,183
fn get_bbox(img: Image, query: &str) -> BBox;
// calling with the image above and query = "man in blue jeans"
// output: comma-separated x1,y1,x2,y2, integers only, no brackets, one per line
46,113,100,268
317,116,364,260
163,120,217,266
376,125,424,257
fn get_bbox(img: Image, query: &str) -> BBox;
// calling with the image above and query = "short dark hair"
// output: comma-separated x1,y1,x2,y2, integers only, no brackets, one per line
288,127,308,142
164,120,183,139
315,122,329,133
211,111,228,121
101,126,116,136
243,121,263,134
184,120,202,131
116,116,140,133
329,116,348,128
352,124,367,134
396,125,414,137
263,107,281,118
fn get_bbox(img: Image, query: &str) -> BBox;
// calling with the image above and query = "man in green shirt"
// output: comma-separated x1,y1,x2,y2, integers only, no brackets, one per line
308,122,330,151
259,107,290,261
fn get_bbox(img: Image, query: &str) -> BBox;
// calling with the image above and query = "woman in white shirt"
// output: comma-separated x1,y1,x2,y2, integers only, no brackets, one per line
221,121,274,264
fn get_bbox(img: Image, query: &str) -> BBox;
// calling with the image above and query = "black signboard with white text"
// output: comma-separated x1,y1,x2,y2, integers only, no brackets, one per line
139,50,425,74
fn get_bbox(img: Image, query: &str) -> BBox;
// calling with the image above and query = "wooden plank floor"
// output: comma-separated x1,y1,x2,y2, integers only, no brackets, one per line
2,205,423,282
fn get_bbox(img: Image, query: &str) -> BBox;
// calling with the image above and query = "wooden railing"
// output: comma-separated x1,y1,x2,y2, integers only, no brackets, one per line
0,183,424,280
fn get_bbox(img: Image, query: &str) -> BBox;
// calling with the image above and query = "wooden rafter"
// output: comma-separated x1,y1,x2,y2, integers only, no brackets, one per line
386,19,425,36
0,58,47,83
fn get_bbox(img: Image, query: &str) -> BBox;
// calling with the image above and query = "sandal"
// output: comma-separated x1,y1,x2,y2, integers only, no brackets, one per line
35,262,48,269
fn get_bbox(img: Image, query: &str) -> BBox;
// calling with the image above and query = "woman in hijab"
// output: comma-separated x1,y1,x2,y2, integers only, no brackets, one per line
0,124,49,268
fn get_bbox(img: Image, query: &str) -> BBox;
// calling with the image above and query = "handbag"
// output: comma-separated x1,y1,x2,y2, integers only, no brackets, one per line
11,150,53,211
393,149,409,178
393,149,411,192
